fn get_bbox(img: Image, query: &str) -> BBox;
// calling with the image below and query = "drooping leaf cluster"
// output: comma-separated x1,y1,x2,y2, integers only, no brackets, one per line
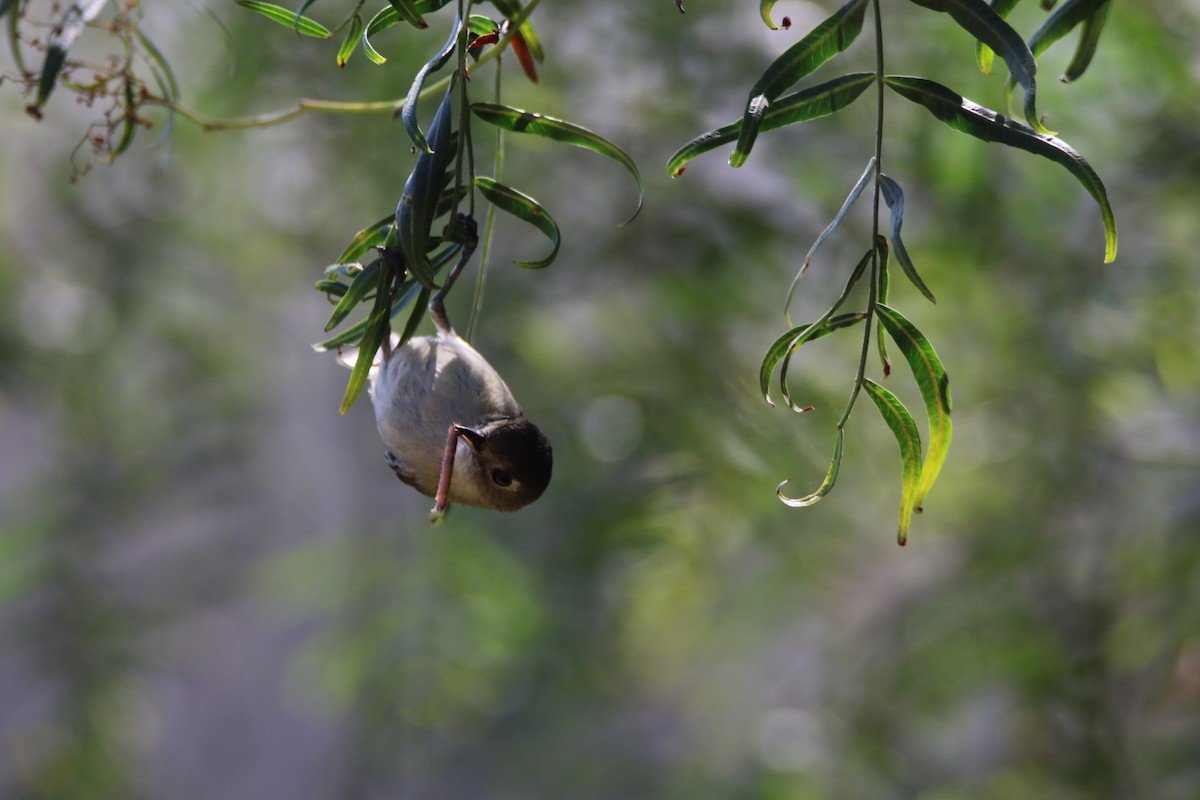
670,0,1116,544
294,1,643,411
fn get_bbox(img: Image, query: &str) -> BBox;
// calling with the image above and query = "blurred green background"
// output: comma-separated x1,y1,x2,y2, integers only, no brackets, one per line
1,1,1198,798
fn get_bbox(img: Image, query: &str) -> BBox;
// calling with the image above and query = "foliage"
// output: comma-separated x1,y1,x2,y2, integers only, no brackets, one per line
670,0,1115,543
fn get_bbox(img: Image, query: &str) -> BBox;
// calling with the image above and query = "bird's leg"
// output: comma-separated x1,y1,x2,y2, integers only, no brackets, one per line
429,214,479,337
431,422,461,519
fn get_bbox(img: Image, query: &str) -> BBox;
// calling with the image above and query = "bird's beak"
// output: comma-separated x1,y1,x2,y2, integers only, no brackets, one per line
454,424,485,450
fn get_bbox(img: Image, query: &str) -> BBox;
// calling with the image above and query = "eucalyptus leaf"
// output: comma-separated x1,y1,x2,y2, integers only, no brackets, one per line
337,13,363,66
668,73,875,177
1027,0,1108,59
875,235,892,377
905,0,1045,133
733,0,868,166
760,0,780,29
779,249,871,412
402,14,462,153
474,177,560,268
759,312,866,405
785,157,875,324
975,0,1022,73
325,260,380,332
235,0,331,37
472,102,644,225
885,75,1116,262
777,430,844,507
1063,0,1111,81
864,379,922,546
387,0,427,28
878,174,936,303
340,263,394,413
875,304,952,513
337,214,394,264
362,6,398,63
397,82,456,289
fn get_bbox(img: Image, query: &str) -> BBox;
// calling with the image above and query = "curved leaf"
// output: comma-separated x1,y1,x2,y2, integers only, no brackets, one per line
472,102,643,224
777,430,844,507
669,73,875,177
878,174,936,303
786,156,875,324
760,0,779,29
779,249,871,412
402,14,462,153
387,0,427,29
875,235,891,377
733,0,868,166
340,261,394,413
324,260,380,331
863,379,922,546
397,82,456,289
235,0,331,37
1028,0,1107,59
336,13,362,66
975,0,1022,73
884,75,1116,262
905,0,1044,133
362,6,398,63
1063,0,1111,82
760,313,866,405
875,304,952,513
336,214,393,264
474,177,560,268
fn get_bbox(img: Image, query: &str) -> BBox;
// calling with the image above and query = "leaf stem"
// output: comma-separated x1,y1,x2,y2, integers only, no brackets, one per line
139,0,542,132
838,0,885,431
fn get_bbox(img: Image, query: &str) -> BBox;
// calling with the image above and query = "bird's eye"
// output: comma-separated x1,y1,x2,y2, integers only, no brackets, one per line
491,468,513,487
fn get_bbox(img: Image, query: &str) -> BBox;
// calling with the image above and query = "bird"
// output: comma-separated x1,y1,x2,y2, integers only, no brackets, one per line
361,295,553,515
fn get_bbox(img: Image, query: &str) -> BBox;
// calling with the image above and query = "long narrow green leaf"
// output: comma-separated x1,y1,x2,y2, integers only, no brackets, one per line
387,0,427,28
875,235,891,377
1028,0,1107,58
733,0,868,166
1063,0,1111,82
668,73,875,177
397,82,456,289
0,0,17,19
759,312,866,405
314,247,458,351
472,102,644,225
905,0,1044,133
863,379,922,546
402,14,462,153
785,157,875,325
875,304,952,513
336,214,393,264
878,174,936,303
760,0,780,29
885,75,1116,262
779,249,871,412
777,430,844,507
340,263,393,413
474,177,560,268
324,260,380,331
337,13,363,66
976,0,1022,73
362,6,398,63
235,0,331,37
